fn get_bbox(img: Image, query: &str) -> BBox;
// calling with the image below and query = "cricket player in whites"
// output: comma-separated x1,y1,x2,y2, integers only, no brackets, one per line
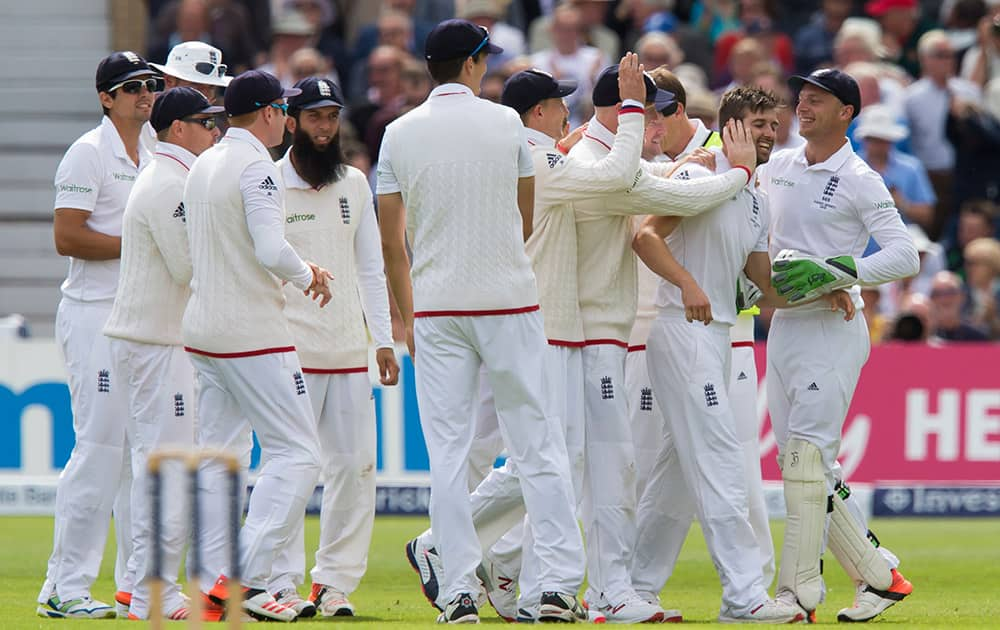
103,87,223,620
266,76,399,618
762,68,918,622
183,70,332,622
39,51,161,619
378,19,587,624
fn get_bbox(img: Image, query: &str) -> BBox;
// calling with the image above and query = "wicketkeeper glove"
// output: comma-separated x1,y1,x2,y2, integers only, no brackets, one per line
771,248,858,304
736,271,763,311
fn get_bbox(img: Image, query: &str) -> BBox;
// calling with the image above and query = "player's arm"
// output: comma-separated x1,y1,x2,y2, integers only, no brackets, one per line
148,189,192,285
241,161,331,305
52,143,121,259
354,186,399,385
632,214,713,324
377,192,414,357
518,176,535,242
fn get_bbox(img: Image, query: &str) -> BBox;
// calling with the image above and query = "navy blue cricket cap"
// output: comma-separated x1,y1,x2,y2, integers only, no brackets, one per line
424,19,503,62
288,77,345,112
224,70,302,117
95,51,157,92
789,68,862,119
150,87,225,132
501,69,577,114
592,65,674,112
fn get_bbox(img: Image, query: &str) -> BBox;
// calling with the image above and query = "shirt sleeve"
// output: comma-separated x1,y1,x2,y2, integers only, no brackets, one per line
146,182,192,286
853,170,920,285
353,184,393,349
240,160,313,290
516,121,535,179
612,163,748,217
375,125,401,195
54,142,101,212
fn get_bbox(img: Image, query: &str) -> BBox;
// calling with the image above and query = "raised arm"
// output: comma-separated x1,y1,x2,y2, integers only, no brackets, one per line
632,214,713,324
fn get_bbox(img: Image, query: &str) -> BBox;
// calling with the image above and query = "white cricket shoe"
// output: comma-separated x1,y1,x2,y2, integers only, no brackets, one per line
538,591,587,623
406,535,444,610
600,594,666,623
837,568,913,622
273,587,316,618
309,583,356,617
475,555,518,621
437,592,480,624
718,599,807,624
36,595,117,619
636,591,683,623
243,588,298,622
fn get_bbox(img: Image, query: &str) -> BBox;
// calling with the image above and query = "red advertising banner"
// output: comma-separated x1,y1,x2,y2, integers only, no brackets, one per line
754,343,1000,484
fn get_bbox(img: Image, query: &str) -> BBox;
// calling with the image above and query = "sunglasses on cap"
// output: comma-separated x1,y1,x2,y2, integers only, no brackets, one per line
470,31,490,57
194,61,228,78
109,77,164,94
255,101,289,114
183,116,218,130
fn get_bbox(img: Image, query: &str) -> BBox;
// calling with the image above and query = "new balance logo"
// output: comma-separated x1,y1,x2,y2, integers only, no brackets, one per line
293,371,306,395
174,393,185,417
97,369,110,393
546,152,563,168
807,382,820,391
640,387,653,411
704,383,718,407
173,202,186,223
737,371,748,381
339,196,351,223
600,376,614,400
258,176,278,192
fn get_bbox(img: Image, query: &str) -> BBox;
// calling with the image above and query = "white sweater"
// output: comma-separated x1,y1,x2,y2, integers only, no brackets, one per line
104,143,194,345
280,157,393,371
570,117,750,344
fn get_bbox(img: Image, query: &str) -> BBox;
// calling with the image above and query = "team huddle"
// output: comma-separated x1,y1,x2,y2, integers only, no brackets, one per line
38,16,918,626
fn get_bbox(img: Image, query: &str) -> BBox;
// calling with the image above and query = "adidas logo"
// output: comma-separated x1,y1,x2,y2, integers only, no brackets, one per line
258,176,278,191
546,152,563,168
737,371,748,381
807,382,820,391
173,202,186,223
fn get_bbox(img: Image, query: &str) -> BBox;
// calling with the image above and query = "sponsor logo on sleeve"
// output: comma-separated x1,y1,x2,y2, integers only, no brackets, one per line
57,183,94,194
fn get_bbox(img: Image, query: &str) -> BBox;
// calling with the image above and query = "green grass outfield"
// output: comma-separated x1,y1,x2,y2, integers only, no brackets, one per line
3,516,998,627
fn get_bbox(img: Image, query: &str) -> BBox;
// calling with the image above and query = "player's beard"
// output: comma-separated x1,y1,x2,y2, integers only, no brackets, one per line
290,125,346,189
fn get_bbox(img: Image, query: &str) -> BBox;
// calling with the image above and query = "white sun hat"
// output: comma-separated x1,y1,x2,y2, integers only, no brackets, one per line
855,103,908,143
150,41,233,87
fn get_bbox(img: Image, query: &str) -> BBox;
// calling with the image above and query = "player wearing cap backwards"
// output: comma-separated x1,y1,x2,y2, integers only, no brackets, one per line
377,19,587,624
37,51,162,620
568,65,759,623
632,86,850,624
403,53,649,623
761,68,917,622
102,87,223,621
263,76,400,619
628,67,775,609
183,70,333,622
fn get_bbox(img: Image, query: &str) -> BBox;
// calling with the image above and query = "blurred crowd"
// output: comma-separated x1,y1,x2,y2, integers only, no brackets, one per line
143,0,1000,343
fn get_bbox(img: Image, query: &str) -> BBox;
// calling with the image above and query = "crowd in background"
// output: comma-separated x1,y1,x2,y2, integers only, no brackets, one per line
141,0,1000,343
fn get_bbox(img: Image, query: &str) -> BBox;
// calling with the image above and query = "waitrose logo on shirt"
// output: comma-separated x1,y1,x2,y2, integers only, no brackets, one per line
112,172,135,182
287,213,317,224
57,184,93,193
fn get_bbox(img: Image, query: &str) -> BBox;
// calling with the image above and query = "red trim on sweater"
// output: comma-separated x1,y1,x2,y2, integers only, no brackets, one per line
583,338,629,348
548,339,586,348
301,366,368,374
731,341,754,348
627,344,646,352
184,346,295,358
619,105,644,115
155,152,190,171
413,305,540,318
583,134,612,151
733,165,752,184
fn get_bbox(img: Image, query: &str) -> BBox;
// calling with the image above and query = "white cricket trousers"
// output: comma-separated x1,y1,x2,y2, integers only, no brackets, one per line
189,350,321,589
109,340,195,618
766,310,898,569
41,298,132,603
270,371,377,595
646,317,767,615
413,311,584,603
580,343,639,606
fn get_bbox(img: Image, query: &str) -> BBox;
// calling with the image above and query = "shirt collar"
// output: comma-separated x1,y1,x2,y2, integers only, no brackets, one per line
792,138,854,172
525,127,556,148
154,141,197,170
224,126,270,156
430,83,474,98
279,149,313,190
101,115,152,168
681,119,712,157
584,115,615,151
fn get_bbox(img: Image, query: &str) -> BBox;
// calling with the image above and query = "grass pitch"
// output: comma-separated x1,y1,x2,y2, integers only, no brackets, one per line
2,516,998,627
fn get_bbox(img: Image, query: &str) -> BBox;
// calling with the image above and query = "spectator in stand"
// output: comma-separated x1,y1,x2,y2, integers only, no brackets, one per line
347,10,414,102
844,61,914,150
148,0,212,64
690,0,741,45
347,45,409,152
944,0,989,62
861,287,890,343
947,199,999,268
460,0,527,72
479,70,507,102
889,293,933,340
712,0,795,85
714,36,764,92
289,47,339,86
284,0,353,89
962,10,1000,85
929,271,991,340
635,31,685,71
532,0,620,62
878,223,947,319
364,58,431,161
151,0,259,71
856,104,936,231
794,0,855,75
963,236,1000,337
946,83,1000,212
904,29,982,239
865,0,937,78
353,0,435,63
257,9,316,87
530,3,608,126
748,61,805,151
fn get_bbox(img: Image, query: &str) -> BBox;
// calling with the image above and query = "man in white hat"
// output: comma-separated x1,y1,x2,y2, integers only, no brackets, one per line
150,41,233,104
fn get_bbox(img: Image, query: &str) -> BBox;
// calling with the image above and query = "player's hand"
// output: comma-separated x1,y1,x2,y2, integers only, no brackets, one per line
682,279,713,325
617,52,646,104
375,347,400,386
305,262,333,308
679,147,716,171
771,249,858,303
823,289,856,321
722,118,756,173
558,122,588,153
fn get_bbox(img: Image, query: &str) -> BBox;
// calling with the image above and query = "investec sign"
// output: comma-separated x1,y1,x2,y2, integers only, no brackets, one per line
874,486,1000,517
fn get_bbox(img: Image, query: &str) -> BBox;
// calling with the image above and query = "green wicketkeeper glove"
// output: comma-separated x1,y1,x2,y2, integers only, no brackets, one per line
771,248,858,303
736,271,763,311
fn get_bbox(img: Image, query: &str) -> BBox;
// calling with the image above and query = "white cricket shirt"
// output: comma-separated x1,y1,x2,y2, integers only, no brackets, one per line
53,116,152,302
761,140,920,313
376,83,538,316
655,149,769,327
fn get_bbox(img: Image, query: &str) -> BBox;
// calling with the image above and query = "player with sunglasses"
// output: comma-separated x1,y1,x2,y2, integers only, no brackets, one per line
38,51,161,620
150,41,233,104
